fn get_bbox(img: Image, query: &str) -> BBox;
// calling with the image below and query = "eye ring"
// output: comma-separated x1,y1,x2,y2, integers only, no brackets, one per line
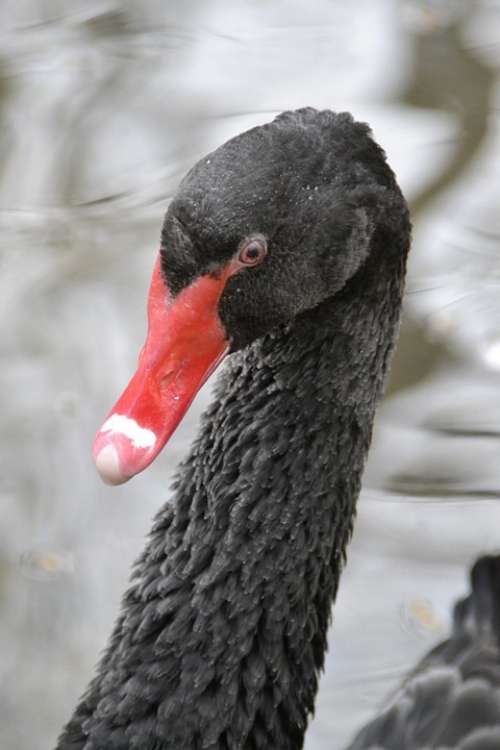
238,236,268,267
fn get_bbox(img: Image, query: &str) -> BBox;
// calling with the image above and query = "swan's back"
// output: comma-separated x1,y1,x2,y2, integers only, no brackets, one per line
346,555,500,750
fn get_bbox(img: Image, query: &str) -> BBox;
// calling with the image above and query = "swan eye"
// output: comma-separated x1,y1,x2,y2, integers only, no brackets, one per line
238,237,267,266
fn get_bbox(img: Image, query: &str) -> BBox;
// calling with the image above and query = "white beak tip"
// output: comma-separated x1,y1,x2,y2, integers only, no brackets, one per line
94,444,130,486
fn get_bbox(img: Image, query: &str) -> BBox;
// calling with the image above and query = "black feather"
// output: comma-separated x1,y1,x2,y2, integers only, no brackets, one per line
346,555,500,750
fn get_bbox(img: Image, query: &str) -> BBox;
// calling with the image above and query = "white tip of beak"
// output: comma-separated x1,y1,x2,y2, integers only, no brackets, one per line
94,444,130,486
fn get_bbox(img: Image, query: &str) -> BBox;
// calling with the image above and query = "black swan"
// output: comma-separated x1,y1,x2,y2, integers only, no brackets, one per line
56,108,411,750
346,555,500,750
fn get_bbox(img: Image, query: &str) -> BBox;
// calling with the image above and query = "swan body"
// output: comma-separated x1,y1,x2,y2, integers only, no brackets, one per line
56,108,410,750
347,556,500,750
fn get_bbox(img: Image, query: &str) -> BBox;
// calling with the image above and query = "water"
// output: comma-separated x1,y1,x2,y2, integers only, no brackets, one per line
1,2,500,748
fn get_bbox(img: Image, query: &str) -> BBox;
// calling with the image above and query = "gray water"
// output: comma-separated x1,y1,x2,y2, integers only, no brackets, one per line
1,2,500,749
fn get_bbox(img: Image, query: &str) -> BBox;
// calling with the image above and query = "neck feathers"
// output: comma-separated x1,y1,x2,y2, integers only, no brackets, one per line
56,242,407,750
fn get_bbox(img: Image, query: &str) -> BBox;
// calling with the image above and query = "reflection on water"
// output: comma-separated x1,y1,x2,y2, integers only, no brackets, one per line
1,2,500,749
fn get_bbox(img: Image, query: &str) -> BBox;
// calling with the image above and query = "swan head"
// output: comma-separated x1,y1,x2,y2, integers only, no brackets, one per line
93,108,410,485
162,108,408,350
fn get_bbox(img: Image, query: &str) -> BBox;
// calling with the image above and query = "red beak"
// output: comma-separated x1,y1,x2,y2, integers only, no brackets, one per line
93,254,233,485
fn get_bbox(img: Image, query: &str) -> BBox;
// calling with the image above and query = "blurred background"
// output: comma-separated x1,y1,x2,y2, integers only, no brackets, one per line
1,1,500,748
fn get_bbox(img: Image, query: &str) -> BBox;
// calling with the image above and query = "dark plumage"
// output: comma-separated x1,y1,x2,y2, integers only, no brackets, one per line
56,108,410,750
346,555,500,750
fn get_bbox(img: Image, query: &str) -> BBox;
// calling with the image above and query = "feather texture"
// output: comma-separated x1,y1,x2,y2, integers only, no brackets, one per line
346,556,500,750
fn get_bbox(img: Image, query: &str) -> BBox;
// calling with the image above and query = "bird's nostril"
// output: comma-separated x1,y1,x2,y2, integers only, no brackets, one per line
160,371,176,390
